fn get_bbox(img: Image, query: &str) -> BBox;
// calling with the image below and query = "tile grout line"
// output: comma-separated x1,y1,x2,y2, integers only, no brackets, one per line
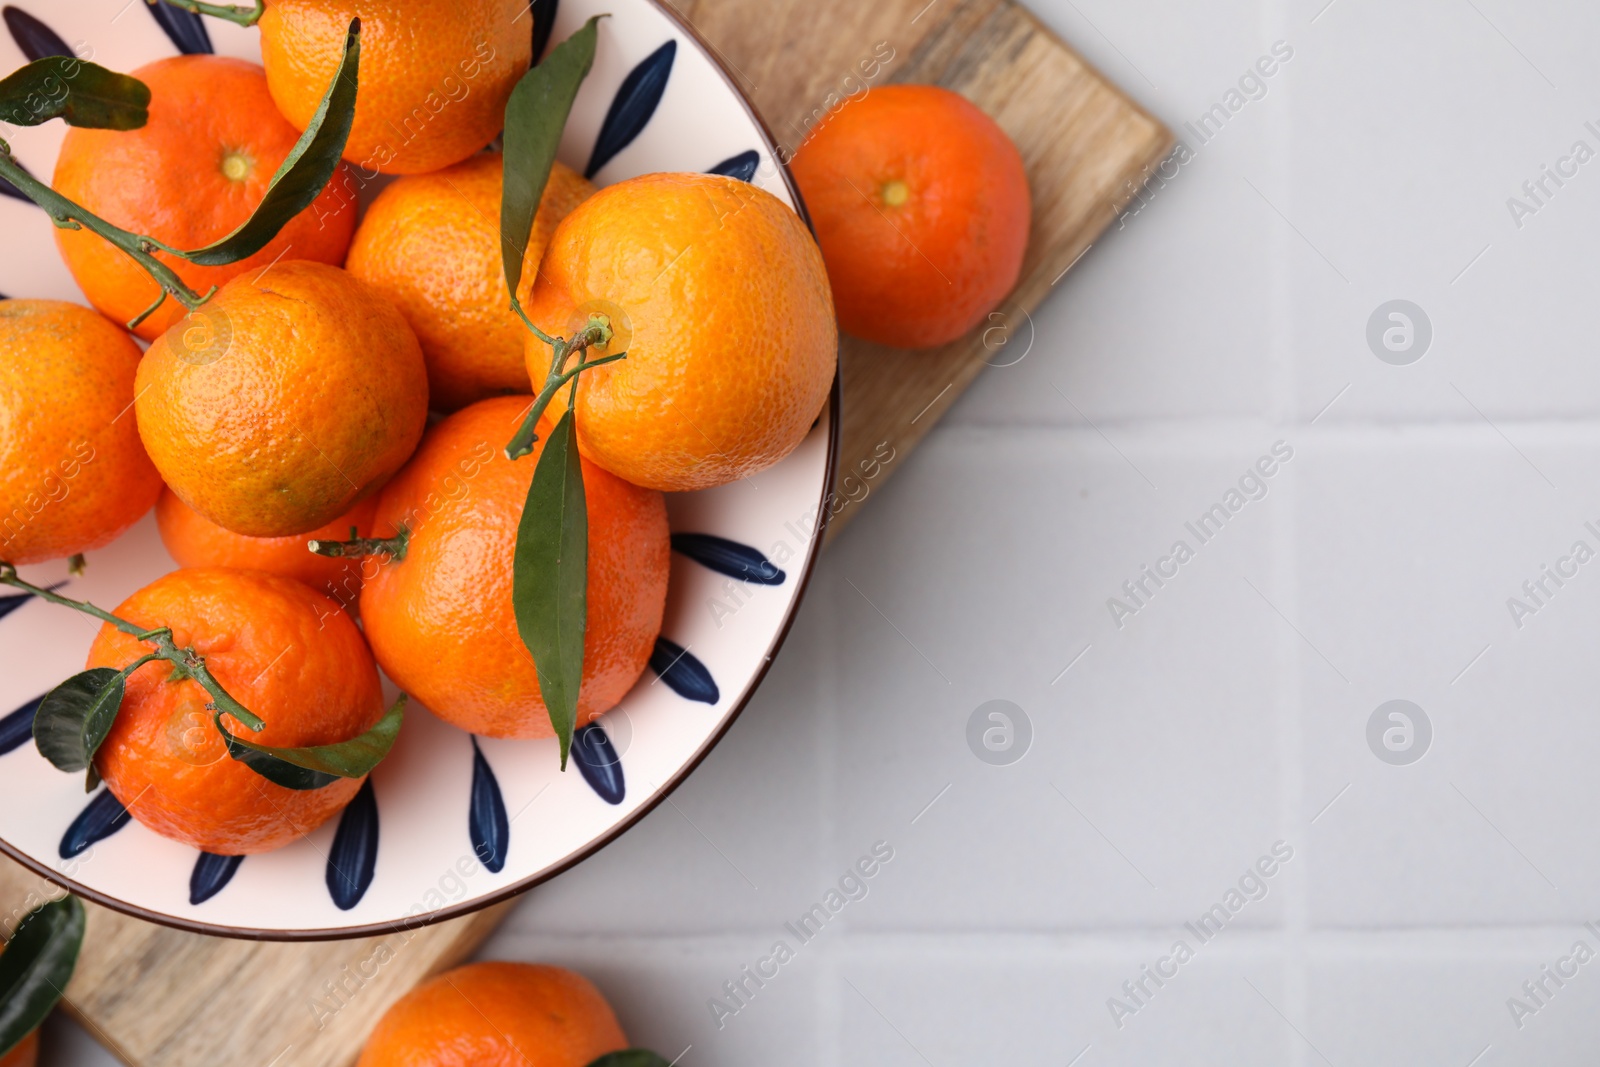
1267,0,1309,1062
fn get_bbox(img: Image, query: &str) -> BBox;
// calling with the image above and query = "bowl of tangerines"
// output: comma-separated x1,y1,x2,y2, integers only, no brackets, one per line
0,0,1030,947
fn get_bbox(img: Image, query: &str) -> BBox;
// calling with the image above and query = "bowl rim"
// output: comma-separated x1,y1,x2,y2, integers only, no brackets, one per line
0,0,843,942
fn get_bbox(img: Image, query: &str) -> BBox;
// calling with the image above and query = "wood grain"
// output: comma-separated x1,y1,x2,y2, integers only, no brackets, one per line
1,860,513,1067
0,1,1169,1063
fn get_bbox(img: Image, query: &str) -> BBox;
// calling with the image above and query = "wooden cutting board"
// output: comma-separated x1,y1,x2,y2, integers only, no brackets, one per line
0,1,1170,1063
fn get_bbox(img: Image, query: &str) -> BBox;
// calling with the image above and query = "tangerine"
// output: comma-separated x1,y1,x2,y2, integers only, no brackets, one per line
790,84,1031,349
346,153,595,412
0,1030,37,1067
0,301,161,566
359,397,668,739
260,0,531,175
155,488,377,607
358,962,627,1067
526,173,836,492
88,568,386,855
52,55,357,341
135,261,429,538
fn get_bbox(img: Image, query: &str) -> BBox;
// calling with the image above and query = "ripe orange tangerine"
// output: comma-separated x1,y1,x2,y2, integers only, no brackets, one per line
0,300,161,565
526,173,836,492
135,261,430,538
156,488,377,607
346,153,595,412
358,963,627,1067
52,55,357,341
791,84,1032,349
260,0,531,175
89,568,386,855
0,1030,38,1067
359,397,668,739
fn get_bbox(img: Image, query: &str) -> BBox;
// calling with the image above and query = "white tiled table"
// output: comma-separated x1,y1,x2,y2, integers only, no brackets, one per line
47,0,1600,1062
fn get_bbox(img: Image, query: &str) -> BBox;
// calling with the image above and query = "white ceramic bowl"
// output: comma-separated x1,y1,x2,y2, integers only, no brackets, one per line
0,0,836,938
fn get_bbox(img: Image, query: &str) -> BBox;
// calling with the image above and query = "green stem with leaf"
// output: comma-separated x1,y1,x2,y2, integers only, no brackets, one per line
0,22,361,330
0,564,401,790
155,0,265,27
505,315,627,460
0,145,213,327
495,16,615,769
0,566,264,729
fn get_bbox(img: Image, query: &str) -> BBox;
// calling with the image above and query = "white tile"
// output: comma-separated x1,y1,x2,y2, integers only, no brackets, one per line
1284,0,1600,422
1295,433,1600,924
839,943,1290,1067
823,430,1288,930
1307,934,1600,1067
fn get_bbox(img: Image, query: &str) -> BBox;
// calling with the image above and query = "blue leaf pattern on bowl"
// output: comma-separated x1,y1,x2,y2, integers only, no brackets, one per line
2,6,72,60
189,852,243,905
708,150,760,183
0,157,37,205
571,722,624,805
59,789,132,859
530,0,559,63
671,533,786,585
144,1,212,55
584,39,675,178
649,637,719,704
0,695,41,756
469,738,510,873
0,581,63,622
325,777,379,911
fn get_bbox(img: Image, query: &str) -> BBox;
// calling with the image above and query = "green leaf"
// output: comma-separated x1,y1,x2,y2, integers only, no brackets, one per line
0,57,149,130
584,1053,672,1067
513,407,588,769
217,695,405,791
32,667,126,791
0,896,85,1059
501,16,602,302
179,18,361,267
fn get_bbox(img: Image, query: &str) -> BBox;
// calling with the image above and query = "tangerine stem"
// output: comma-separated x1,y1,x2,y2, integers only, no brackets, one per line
511,299,559,349
307,524,410,562
0,564,266,732
154,0,265,27
505,317,624,461
0,144,210,328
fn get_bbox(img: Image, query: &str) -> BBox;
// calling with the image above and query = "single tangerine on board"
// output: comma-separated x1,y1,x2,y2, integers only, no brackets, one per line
790,84,1032,349
358,962,627,1067
51,55,358,341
